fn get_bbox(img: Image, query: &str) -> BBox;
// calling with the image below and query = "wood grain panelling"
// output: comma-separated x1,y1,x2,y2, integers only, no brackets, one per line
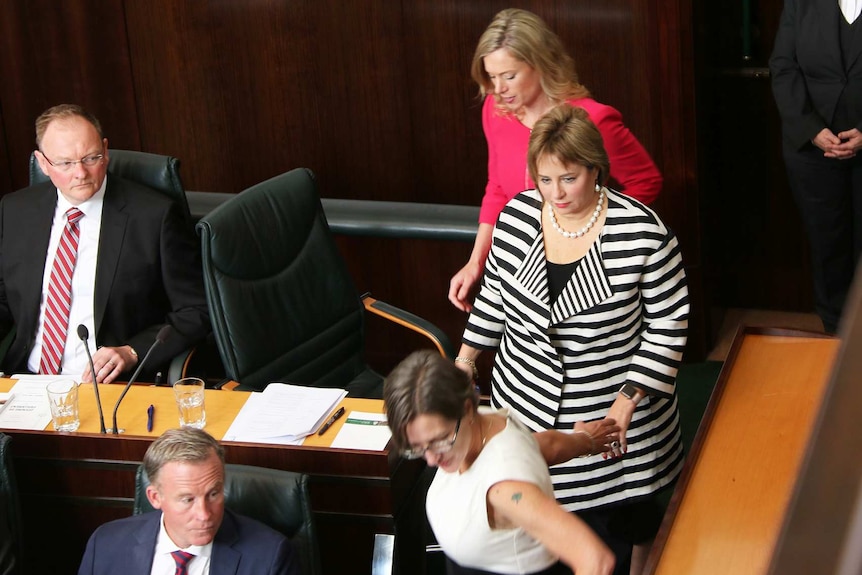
123,1,415,197
400,1,487,205
0,1,706,365
0,0,141,192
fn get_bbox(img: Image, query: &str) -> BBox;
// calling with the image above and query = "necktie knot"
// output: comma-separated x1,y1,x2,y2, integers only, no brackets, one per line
170,550,195,574
66,207,83,225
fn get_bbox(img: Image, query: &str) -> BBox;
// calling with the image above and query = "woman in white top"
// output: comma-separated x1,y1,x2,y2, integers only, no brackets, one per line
384,350,617,575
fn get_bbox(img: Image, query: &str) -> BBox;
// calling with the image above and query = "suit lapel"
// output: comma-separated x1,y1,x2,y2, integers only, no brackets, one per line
94,176,128,337
802,0,842,70
510,195,614,327
210,510,242,575
131,514,160,575
550,240,613,326
21,187,57,327
511,211,553,330
843,1,862,71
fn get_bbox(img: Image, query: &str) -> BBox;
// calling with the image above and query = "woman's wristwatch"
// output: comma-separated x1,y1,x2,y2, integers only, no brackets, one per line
619,383,646,406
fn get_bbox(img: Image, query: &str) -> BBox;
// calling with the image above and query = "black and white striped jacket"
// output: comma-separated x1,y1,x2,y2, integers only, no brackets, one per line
464,188,689,510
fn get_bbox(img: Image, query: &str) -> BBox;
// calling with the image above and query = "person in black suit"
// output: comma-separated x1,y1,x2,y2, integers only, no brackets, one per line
78,428,299,575
0,104,209,382
770,0,862,334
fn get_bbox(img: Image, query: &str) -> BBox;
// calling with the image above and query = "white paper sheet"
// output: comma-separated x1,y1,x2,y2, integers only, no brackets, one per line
222,383,346,444
0,376,60,430
330,411,391,451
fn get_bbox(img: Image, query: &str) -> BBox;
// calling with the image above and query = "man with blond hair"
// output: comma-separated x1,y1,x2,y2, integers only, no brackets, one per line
78,428,299,575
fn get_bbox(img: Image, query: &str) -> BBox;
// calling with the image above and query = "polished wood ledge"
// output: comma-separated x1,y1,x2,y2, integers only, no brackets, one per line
646,327,839,575
0,380,425,575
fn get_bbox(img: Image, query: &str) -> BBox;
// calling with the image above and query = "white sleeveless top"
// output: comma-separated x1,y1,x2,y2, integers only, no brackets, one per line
425,411,558,574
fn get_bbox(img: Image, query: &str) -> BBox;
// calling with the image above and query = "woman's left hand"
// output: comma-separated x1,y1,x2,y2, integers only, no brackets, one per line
602,395,638,459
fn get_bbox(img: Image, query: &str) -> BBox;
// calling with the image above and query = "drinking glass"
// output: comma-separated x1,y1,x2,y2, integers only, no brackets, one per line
173,377,206,429
46,378,80,432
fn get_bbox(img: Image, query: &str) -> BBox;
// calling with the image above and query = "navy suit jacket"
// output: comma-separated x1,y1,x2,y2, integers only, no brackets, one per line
0,174,209,377
78,509,300,575
770,0,862,149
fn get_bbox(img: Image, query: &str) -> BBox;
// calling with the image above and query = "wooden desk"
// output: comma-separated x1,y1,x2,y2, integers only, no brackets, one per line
645,328,839,575
0,380,425,575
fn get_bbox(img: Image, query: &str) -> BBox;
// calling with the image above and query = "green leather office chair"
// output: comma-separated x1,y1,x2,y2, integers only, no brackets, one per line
196,167,454,396
135,464,321,575
0,433,22,575
26,149,217,384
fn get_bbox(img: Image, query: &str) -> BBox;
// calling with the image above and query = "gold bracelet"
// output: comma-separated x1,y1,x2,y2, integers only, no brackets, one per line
454,356,479,381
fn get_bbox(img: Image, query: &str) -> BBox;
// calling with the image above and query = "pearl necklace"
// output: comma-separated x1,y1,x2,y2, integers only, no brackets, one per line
548,189,605,239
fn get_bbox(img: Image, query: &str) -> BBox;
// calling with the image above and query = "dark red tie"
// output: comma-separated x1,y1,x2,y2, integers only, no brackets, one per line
170,550,195,575
39,207,84,375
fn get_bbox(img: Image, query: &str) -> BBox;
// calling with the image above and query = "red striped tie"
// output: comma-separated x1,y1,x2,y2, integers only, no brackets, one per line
39,207,84,375
171,550,195,575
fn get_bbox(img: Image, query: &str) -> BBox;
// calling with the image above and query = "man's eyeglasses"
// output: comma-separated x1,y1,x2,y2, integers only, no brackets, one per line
40,151,105,172
400,418,461,460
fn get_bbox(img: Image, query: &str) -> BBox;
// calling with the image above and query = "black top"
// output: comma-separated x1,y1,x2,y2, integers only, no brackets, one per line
546,259,579,303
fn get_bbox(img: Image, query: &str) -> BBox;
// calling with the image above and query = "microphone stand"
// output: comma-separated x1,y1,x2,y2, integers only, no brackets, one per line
77,325,106,434
110,325,172,435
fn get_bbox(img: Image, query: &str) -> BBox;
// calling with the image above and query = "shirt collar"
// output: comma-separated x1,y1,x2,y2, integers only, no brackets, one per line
54,176,107,219
153,511,214,560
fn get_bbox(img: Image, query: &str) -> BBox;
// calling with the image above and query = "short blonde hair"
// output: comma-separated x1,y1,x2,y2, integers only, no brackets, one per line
471,8,589,112
35,104,103,149
143,428,225,487
528,104,610,185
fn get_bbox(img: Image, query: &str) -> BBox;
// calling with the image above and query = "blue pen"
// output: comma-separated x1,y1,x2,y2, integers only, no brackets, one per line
147,404,155,432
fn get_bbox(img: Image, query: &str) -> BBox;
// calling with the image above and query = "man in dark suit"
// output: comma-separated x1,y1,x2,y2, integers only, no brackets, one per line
0,104,209,382
78,428,299,575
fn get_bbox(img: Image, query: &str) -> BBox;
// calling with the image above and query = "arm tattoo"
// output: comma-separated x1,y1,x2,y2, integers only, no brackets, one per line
511,492,522,504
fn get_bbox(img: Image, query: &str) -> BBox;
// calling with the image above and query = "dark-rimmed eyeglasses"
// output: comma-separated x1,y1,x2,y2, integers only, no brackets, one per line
40,151,105,172
401,418,461,460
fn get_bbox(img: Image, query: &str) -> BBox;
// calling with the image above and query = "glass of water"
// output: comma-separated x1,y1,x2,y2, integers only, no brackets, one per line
173,377,206,429
46,378,80,432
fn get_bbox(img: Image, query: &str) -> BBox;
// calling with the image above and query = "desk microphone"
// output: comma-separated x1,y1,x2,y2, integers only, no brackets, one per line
77,324,106,434
110,325,172,435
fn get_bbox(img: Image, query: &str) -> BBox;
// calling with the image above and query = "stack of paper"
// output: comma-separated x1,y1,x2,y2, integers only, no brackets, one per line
0,375,60,430
223,383,347,445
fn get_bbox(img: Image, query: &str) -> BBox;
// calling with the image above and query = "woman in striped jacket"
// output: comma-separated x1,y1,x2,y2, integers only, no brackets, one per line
456,104,689,575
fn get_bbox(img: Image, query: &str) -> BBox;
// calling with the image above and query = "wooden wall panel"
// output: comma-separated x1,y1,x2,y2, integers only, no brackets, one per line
0,0,706,366
123,1,417,198
0,0,141,193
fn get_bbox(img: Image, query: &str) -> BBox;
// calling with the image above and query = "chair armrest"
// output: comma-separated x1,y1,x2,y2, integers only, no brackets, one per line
362,295,455,360
167,347,195,385
215,379,242,391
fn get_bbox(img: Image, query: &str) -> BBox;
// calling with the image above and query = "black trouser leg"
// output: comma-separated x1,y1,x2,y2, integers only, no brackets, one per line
783,145,862,333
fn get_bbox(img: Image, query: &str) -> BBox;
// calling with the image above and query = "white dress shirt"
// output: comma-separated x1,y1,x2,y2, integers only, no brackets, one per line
150,512,213,575
27,180,105,376
840,0,861,23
